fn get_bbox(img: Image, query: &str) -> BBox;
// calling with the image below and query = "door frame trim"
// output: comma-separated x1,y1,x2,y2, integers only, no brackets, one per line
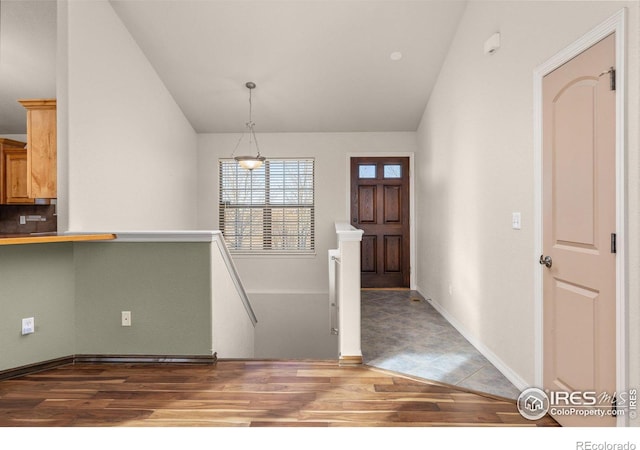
533,9,627,426
346,152,416,290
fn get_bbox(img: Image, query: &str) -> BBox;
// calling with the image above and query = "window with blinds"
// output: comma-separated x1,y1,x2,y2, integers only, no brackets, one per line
219,158,315,254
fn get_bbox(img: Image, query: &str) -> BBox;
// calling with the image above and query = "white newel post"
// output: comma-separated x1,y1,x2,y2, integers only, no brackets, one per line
335,223,364,364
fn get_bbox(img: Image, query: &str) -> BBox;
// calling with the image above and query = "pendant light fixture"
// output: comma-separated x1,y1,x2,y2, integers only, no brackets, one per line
232,81,265,170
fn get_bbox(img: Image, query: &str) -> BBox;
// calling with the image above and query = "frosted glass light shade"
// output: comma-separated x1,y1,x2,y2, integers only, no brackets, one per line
235,155,265,170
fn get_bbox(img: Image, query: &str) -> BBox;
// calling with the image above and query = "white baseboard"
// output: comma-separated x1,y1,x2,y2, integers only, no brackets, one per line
416,288,531,392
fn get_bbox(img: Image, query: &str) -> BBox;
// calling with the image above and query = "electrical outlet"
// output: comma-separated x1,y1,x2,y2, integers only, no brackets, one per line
19,216,26,225
21,317,35,335
121,311,131,327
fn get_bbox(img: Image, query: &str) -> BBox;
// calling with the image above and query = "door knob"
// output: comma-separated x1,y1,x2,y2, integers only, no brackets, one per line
539,255,552,268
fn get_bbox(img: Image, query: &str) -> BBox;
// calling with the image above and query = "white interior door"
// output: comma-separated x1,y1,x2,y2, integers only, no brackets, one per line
542,33,617,427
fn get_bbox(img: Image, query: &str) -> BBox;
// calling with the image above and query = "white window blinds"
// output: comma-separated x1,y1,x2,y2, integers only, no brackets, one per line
219,158,315,254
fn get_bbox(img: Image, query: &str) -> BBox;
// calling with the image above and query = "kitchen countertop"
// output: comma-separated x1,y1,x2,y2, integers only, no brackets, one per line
0,233,117,246
62,230,224,243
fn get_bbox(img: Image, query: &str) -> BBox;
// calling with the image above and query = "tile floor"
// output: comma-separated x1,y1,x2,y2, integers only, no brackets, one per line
361,289,522,399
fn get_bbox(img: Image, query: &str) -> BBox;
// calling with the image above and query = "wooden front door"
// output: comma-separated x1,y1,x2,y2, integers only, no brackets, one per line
350,157,410,288
542,33,616,426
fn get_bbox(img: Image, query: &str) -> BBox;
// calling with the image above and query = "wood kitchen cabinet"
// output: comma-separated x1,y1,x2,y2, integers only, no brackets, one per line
4,148,35,204
0,138,34,205
18,99,57,199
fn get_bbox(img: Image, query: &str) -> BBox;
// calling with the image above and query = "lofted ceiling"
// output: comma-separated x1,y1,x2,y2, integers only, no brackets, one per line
0,0,468,134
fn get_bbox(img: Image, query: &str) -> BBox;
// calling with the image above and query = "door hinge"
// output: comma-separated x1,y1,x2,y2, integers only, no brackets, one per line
599,66,616,91
611,233,617,254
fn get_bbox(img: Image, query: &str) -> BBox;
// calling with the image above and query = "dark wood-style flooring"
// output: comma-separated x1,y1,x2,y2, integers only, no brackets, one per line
0,360,559,427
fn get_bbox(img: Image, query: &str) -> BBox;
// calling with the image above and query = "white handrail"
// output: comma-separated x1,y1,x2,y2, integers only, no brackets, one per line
328,249,340,335
213,234,258,326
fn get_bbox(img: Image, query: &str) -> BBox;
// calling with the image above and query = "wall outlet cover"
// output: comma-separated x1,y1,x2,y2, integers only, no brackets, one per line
121,311,132,327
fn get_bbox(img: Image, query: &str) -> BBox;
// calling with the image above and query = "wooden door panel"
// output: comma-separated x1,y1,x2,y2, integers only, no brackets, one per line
2,149,35,205
6,154,28,202
383,185,401,223
358,186,377,223
361,235,377,273
8,154,29,200
384,235,402,272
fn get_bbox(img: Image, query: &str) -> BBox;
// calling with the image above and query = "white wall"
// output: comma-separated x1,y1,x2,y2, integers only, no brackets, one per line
416,0,640,399
60,0,198,231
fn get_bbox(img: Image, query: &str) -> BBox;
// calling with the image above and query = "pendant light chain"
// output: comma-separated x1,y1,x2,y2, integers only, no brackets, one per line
248,86,261,156
247,85,255,147
248,85,254,127
232,81,266,170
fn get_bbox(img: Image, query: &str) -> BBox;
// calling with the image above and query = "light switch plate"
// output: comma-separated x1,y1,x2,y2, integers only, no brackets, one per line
22,317,35,335
512,212,521,230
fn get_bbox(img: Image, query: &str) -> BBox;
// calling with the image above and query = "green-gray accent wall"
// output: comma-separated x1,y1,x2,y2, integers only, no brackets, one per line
0,243,75,371
0,242,213,372
74,243,212,355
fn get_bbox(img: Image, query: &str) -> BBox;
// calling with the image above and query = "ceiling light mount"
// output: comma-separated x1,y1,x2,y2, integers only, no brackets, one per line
232,81,265,170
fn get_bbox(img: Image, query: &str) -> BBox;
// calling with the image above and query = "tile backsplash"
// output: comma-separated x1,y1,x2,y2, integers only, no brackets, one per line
0,204,57,234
